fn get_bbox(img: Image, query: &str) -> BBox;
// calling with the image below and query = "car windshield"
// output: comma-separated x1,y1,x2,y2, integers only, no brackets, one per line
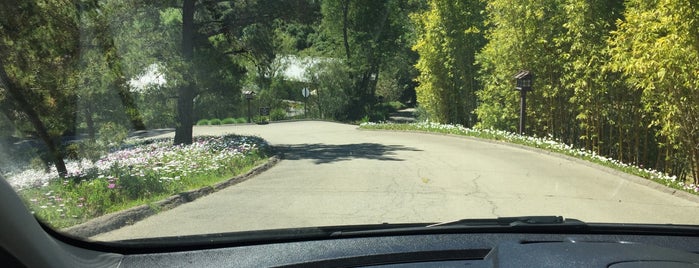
1,0,699,242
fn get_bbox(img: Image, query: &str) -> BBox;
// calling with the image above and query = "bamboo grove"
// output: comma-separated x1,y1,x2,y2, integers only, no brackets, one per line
412,0,699,183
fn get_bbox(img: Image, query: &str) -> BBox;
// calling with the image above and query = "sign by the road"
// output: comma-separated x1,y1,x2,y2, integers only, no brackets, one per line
259,107,270,116
302,87,310,98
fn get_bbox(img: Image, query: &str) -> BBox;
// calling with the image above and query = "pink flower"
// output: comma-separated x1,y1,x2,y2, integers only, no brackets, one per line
108,183,116,189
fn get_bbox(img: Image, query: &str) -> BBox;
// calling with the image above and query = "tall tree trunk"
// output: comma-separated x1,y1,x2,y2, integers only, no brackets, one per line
0,59,68,177
341,0,351,62
174,0,195,145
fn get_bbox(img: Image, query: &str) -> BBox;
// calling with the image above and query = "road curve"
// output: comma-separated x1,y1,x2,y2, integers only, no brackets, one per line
94,121,699,240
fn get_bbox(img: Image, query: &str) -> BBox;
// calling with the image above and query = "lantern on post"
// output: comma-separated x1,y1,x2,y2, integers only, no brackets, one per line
513,70,533,135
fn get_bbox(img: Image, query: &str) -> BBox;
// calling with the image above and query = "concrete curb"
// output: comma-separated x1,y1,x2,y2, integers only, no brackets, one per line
62,155,281,238
360,128,699,204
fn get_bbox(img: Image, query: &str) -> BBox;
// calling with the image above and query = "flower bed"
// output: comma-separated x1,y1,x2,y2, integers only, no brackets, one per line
9,135,270,228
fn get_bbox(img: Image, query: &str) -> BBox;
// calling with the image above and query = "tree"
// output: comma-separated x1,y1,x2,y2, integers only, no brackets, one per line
608,0,699,183
476,0,571,140
318,0,416,120
561,0,633,157
76,0,165,139
0,0,80,177
173,0,196,145
411,0,485,127
173,0,321,144
304,59,352,119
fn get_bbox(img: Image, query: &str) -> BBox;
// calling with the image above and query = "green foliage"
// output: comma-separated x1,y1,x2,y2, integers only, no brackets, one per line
66,122,130,164
0,0,80,135
270,108,286,121
414,105,431,122
98,122,128,148
196,119,210,125
387,101,405,111
476,0,571,136
304,60,352,119
368,101,404,122
209,118,222,125
317,0,421,120
253,115,268,124
607,0,699,182
29,156,49,172
360,115,371,124
412,0,485,127
69,141,103,164
560,0,624,155
221,118,236,124
468,0,694,181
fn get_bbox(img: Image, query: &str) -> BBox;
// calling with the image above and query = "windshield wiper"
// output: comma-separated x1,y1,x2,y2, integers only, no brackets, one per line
329,216,587,237
426,216,577,228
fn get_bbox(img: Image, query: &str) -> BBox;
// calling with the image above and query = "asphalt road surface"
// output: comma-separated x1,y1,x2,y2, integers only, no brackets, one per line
94,121,699,240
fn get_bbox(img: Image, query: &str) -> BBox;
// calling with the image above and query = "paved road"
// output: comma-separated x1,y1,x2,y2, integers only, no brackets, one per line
94,121,699,240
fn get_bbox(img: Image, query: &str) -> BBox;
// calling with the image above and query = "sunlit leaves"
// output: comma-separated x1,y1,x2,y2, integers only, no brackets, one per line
608,0,699,182
411,0,485,127
476,0,570,136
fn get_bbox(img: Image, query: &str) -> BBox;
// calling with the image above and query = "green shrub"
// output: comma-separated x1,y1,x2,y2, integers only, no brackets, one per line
235,117,248,124
98,122,128,147
415,105,430,122
221,118,236,124
29,156,49,172
270,108,286,121
253,115,267,123
73,140,104,164
209,118,222,125
360,115,371,124
196,119,209,125
388,101,405,111
368,103,393,122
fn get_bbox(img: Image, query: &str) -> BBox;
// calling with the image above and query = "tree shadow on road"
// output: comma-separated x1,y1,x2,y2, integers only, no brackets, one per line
278,143,421,164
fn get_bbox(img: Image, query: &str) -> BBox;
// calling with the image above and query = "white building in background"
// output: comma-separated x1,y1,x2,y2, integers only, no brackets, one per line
276,55,338,83
128,63,166,93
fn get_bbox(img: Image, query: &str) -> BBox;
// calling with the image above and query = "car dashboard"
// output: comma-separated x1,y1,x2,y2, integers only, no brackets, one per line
115,232,699,267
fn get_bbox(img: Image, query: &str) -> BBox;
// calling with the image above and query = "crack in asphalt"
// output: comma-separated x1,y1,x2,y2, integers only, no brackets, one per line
468,174,500,217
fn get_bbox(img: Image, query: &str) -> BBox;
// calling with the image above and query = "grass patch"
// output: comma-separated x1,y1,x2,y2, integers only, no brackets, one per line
13,135,271,229
360,121,698,196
